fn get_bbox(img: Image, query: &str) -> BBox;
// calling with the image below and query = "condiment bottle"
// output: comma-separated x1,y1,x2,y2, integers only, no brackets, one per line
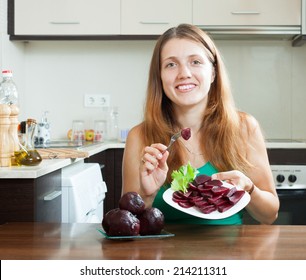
0,70,20,165
0,104,11,167
106,107,119,141
0,70,19,105
14,118,42,166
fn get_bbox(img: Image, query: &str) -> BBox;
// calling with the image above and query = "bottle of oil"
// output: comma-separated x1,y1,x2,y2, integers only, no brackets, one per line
14,119,42,166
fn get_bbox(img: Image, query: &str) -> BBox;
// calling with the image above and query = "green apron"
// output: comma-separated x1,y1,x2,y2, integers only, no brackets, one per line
152,162,243,225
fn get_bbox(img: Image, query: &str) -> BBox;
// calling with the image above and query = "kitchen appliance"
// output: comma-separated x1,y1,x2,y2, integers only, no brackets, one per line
243,140,306,225
61,162,107,223
268,142,306,225
271,165,306,225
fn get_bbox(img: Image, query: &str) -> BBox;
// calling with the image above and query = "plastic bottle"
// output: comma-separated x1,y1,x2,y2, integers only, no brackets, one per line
0,70,19,105
106,107,119,141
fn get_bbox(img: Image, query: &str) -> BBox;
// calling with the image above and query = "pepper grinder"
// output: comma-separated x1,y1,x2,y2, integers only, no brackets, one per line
9,104,19,165
0,104,12,167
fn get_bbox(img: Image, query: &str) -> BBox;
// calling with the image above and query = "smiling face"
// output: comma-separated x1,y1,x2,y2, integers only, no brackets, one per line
160,38,215,110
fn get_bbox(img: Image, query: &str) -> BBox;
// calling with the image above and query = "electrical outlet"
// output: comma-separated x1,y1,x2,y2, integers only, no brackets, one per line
84,94,110,107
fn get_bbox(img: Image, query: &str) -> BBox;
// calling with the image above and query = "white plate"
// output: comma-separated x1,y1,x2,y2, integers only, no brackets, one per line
163,183,250,220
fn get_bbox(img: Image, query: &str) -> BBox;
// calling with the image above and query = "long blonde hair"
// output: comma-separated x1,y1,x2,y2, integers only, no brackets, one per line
141,24,251,182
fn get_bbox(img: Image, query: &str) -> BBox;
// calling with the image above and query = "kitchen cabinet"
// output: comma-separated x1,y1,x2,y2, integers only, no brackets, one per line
8,0,302,40
193,0,301,26
121,0,192,35
10,0,120,36
0,169,62,224
85,148,124,215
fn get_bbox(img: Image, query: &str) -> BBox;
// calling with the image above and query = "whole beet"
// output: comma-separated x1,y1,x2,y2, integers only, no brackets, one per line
138,207,164,235
119,192,145,215
108,209,140,236
102,208,119,234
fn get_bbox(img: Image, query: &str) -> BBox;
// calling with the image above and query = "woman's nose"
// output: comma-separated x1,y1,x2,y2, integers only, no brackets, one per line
178,65,192,79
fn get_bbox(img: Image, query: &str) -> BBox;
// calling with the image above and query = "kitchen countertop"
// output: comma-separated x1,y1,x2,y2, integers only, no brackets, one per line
265,140,306,149
0,141,125,179
0,222,306,260
1,139,306,179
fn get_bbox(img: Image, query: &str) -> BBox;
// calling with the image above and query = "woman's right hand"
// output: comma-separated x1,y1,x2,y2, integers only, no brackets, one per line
140,143,169,197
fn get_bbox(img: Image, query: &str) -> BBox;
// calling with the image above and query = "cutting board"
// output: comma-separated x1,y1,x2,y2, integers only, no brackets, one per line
37,148,89,159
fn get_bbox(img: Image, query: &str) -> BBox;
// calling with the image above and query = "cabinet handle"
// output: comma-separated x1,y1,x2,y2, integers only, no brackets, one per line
231,11,260,15
100,164,105,170
140,21,169,25
44,190,62,201
49,21,80,25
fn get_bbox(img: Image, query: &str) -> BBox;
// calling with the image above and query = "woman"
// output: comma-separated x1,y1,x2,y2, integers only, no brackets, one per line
122,24,279,225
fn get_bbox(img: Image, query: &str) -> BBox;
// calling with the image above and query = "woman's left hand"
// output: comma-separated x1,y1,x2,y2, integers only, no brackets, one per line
211,170,254,193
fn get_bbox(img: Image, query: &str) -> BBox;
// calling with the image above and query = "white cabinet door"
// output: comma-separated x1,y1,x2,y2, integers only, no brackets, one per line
193,0,301,26
121,0,192,35
14,0,120,35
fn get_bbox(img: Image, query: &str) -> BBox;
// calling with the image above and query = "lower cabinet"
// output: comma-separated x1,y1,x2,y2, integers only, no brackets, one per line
85,148,124,215
0,148,124,224
0,170,62,224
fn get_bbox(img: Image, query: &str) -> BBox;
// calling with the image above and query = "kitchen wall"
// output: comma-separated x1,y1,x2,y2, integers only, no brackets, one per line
0,0,25,94
1,1,306,140
21,40,153,139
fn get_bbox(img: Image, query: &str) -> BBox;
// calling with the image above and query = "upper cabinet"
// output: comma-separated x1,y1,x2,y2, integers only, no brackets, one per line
8,0,303,42
12,0,120,36
193,0,302,41
193,0,300,26
121,0,192,35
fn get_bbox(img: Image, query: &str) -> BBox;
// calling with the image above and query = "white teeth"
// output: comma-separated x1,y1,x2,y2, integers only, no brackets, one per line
177,84,195,90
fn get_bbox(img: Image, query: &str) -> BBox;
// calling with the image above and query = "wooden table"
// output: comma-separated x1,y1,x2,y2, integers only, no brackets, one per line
0,223,306,260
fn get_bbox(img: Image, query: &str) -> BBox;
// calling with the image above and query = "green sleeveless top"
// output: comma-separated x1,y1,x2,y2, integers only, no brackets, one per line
152,162,243,225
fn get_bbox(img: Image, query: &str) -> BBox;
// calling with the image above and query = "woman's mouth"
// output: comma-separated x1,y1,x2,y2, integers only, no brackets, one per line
176,84,196,91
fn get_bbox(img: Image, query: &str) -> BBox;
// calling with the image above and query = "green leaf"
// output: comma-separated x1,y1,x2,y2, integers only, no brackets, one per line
170,162,199,193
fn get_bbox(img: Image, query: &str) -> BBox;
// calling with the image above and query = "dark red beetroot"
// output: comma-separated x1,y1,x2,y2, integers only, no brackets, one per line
119,191,146,215
172,174,246,214
102,208,119,234
181,128,191,140
199,204,217,214
178,201,194,208
228,190,245,205
205,179,223,187
107,209,140,236
194,174,211,185
218,202,234,213
138,207,164,235
211,186,230,196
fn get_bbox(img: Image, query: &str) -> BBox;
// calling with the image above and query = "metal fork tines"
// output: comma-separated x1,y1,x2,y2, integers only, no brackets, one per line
165,131,182,152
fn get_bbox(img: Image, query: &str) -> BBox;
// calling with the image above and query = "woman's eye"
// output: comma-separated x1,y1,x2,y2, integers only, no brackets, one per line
192,60,202,65
165,62,176,68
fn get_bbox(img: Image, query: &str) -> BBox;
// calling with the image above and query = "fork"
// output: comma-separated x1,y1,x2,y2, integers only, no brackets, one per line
163,130,182,153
